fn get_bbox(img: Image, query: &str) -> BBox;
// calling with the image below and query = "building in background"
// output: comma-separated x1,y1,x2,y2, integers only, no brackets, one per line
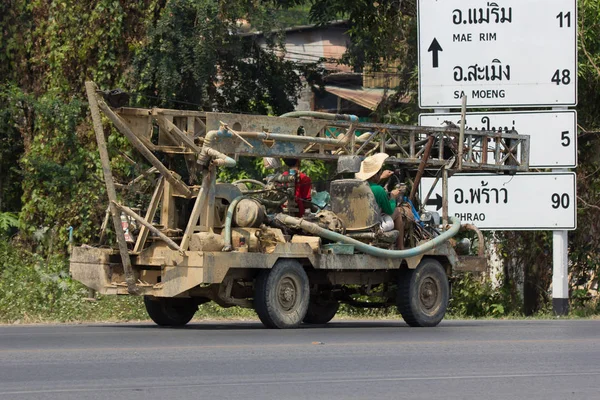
243,20,402,117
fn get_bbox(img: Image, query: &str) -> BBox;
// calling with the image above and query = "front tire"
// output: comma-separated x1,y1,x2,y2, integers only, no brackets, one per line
144,296,197,327
397,258,449,327
254,259,310,329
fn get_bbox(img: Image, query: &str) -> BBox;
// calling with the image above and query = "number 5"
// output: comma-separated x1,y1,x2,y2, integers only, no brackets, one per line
561,131,570,147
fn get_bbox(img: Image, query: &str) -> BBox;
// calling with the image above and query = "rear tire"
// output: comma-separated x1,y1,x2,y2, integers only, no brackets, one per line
397,258,449,327
303,298,339,324
254,259,310,329
144,296,197,327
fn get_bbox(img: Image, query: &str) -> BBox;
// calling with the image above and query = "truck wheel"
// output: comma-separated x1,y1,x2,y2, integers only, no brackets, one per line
303,298,339,324
143,296,197,327
254,259,310,329
397,258,449,327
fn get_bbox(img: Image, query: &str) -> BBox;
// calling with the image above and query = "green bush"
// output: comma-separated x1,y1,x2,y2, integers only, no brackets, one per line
448,272,521,318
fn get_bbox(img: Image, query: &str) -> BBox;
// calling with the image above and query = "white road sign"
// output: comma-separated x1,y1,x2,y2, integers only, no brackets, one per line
420,173,577,230
419,110,577,168
417,0,577,108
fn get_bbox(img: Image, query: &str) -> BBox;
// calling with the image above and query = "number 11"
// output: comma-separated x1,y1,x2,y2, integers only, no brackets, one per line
556,11,571,28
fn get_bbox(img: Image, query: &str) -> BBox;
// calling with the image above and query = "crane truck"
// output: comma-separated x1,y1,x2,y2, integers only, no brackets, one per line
70,82,530,328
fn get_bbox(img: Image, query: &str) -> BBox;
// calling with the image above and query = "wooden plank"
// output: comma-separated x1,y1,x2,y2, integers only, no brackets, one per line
152,108,205,117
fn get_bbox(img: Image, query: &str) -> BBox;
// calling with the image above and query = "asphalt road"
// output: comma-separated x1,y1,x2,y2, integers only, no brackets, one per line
0,319,598,400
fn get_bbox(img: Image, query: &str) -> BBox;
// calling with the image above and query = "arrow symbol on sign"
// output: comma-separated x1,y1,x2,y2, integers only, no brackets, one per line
428,38,443,68
426,193,443,211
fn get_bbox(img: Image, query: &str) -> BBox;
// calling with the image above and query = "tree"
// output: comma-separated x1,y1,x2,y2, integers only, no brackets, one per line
0,0,321,249
132,0,314,115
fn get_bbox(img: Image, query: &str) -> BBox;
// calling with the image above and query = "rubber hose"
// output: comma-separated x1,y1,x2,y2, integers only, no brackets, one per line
276,214,461,259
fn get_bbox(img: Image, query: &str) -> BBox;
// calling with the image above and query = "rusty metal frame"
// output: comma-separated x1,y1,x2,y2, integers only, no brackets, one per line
114,107,530,172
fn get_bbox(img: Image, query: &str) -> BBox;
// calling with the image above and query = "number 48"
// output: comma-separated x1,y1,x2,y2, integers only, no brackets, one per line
552,70,571,85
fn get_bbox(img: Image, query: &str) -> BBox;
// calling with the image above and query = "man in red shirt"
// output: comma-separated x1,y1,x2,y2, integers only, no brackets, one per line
282,158,312,217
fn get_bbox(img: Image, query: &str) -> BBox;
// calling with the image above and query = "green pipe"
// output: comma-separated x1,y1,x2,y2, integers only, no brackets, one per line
280,111,359,122
222,196,246,252
276,214,462,259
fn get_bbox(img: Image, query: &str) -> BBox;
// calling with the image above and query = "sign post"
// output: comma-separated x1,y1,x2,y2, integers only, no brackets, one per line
553,105,571,315
552,230,569,314
417,0,578,315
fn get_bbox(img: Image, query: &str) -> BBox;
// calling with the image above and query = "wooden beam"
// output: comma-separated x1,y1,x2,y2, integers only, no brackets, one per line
97,100,193,198
133,177,164,253
85,81,139,295
156,116,202,153
180,169,212,251
113,201,184,255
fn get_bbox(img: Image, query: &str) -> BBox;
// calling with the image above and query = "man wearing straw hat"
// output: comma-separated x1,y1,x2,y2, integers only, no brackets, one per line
355,153,406,249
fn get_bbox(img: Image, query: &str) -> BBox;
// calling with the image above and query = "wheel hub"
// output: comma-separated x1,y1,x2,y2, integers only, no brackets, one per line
277,277,298,311
419,277,439,310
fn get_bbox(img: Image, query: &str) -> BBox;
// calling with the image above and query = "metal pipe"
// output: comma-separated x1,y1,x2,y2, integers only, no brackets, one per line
204,147,236,167
458,95,467,169
280,111,359,122
197,129,237,167
233,130,354,146
409,135,435,202
461,223,485,257
276,214,462,259
222,196,246,252
442,169,449,225
197,129,222,165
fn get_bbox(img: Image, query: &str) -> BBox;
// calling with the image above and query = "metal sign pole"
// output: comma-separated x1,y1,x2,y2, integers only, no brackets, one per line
552,229,569,315
552,106,570,316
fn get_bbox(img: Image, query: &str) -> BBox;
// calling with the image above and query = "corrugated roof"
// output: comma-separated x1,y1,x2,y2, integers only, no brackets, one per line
238,20,349,37
323,86,397,110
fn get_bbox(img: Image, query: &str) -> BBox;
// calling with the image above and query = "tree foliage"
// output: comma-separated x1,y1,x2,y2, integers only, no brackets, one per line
132,0,305,114
0,0,319,249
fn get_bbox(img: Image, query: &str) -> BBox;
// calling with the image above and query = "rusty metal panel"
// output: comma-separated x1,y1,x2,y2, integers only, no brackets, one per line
455,256,488,273
70,262,113,292
206,112,330,137
158,266,204,297
316,254,399,270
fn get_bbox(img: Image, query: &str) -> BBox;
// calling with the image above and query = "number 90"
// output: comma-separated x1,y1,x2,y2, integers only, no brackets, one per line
551,193,570,209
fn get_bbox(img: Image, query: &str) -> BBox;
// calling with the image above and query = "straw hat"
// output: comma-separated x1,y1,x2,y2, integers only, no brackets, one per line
355,153,389,180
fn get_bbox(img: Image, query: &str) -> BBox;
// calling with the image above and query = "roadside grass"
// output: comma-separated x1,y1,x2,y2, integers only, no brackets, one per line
1,240,598,324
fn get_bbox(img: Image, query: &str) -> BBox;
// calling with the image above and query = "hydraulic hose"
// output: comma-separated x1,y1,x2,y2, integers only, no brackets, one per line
222,196,246,252
280,111,359,122
276,214,462,259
